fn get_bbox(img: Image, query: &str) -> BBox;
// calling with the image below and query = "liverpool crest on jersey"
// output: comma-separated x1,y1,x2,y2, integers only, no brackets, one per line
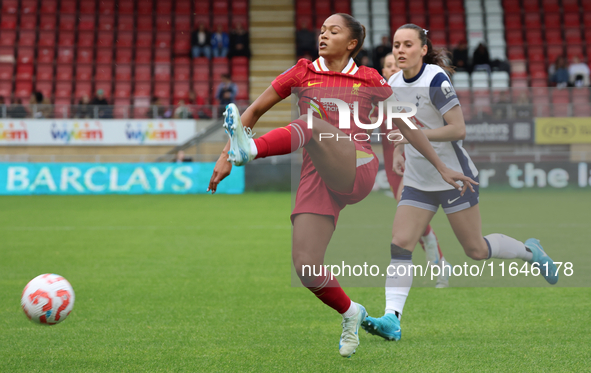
351,83,361,95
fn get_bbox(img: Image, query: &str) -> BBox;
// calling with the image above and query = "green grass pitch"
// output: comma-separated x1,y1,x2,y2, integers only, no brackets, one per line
0,190,589,372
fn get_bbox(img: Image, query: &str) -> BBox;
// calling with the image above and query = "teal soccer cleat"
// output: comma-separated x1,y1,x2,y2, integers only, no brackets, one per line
222,103,255,166
362,313,401,341
525,238,558,285
339,303,367,358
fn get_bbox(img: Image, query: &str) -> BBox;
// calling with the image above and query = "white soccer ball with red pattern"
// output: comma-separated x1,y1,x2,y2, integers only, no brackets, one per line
21,274,75,325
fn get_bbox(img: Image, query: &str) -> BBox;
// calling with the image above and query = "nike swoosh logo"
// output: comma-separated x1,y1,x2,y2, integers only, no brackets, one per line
307,82,323,86
447,196,461,204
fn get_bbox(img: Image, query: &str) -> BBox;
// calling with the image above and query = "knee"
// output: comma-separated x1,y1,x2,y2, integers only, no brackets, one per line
463,243,489,261
292,250,322,280
391,236,416,253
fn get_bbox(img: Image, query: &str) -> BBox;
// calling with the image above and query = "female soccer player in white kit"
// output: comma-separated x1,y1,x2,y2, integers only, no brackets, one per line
362,24,559,342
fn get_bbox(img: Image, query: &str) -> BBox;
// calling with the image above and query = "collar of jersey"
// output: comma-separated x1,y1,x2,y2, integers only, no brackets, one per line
403,63,427,83
313,57,359,75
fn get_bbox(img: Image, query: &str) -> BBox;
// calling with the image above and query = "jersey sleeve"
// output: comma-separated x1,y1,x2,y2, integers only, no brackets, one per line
271,59,309,99
429,72,460,115
369,70,394,104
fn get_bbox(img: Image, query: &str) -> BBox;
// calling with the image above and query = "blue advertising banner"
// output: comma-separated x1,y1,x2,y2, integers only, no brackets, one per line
0,163,244,195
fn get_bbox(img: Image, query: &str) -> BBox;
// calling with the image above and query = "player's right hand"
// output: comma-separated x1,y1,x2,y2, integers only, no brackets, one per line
208,153,232,194
393,152,405,176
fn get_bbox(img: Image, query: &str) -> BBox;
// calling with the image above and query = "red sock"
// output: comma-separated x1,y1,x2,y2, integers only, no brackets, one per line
422,224,432,237
303,273,351,314
254,119,312,159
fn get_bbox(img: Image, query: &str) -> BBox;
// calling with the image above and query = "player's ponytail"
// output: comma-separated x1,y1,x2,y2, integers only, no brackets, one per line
398,24,455,76
336,13,366,59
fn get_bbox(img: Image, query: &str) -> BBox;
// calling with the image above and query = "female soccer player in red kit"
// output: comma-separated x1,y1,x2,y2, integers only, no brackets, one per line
208,14,476,357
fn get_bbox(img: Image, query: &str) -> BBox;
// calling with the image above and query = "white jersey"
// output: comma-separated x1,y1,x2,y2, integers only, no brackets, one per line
388,63,478,191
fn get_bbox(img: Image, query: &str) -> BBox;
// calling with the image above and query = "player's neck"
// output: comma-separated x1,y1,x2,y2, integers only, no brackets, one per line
323,56,350,73
402,63,423,80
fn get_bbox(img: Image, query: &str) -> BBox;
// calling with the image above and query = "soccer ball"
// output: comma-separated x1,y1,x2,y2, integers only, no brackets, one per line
21,274,75,325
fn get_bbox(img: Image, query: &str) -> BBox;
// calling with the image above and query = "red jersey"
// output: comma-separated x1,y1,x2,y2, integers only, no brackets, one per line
272,57,394,141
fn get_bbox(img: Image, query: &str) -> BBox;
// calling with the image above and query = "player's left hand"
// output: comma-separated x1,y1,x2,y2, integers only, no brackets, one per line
387,129,409,146
439,167,478,196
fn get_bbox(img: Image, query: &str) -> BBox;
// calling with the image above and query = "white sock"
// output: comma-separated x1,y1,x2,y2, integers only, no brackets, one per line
341,301,358,318
385,244,413,318
248,138,258,157
485,234,533,261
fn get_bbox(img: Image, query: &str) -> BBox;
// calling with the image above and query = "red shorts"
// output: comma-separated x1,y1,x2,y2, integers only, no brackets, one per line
291,142,379,226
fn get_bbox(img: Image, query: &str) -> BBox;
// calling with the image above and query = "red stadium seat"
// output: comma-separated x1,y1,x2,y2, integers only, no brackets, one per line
36,64,54,81
59,15,76,31
154,64,171,81
231,15,248,29
195,0,210,15
134,65,152,81
175,0,191,14
544,13,561,29
173,81,191,102
0,81,13,98
54,98,72,115
76,65,93,81
409,15,426,28
296,0,312,15
193,65,210,81
155,32,172,48
0,30,16,46
98,15,115,31
38,47,55,63
174,64,190,81
525,30,544,46
40,15,56,30
192,82,210,102
17,47,34,64
508,46,525,60
156,15,172,31
2,0,18,13
235,82,248,101
57,47,74,64
574,104,591,117
16,64,34,81
522,0,539,11
194,15,211,28
213,0,228,15
562,0,580,12
78,15,95,31
524,13,541,29
545,29,562,45
76,31,94,47
232,56,248,66
296,15,313,30
19,15,37,30
18,31,36,47
0,15,17,30
117,32,133,47
118,0,135,14
37,31,55,47
95,48,113,64
98,0,115,15
74,82,92,99
55,82,73,98
448,14,465,31
136,31,153,48
583,13,591,28
174,32,191,53
58,31,75,47
134,82,151,97
115,65,132,81
212,15,229,31
546,46,564,62
563,13,580,28
135,48,152,64
79,0,96,14
114,82,131,98
15,81,33,99
212,65,229,81
527,46,545,62
40,0,57,13
97,31,114,48
429,31,446,47
156,0,173,14
529,63,547,80
567,45,584,60
447,0,464,13
429,15,446,31
232,0,248,15
35,81,52,98
56,64,73,81
95,81,112,98
542,0,560,12
428,0,445,13
334,0,350,13
95,64,112,81
117,15,134,32
60,0,76,14
448,31,465,46
137,16,153,31
175,15,191,31
565,29,582,45
113,98,131,118
408,1,425,13
504,13,521,30
154,82,171,98
154,49,171,63
77,48,94,64
137,0,153,15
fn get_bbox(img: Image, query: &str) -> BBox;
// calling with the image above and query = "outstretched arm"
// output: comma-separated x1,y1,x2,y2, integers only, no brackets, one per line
208,86,283,193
